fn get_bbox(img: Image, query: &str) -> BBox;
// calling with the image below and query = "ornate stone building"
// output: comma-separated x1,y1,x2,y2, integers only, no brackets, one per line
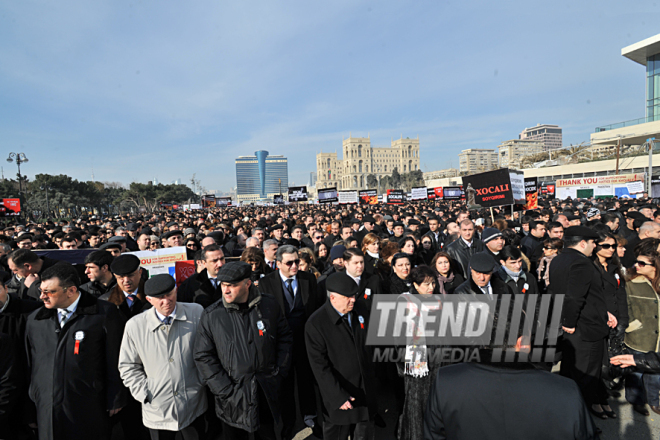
316,135,421,190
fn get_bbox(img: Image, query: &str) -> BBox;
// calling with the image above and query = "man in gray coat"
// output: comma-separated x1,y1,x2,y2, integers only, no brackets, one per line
119,274,207,440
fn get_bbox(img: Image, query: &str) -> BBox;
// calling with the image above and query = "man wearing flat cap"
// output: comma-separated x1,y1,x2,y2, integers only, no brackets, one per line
163,230,184,248
194,262,293,439
454,253,514,296
100,254,148,320
305,272,378,440
549,226,617,417
119,274,207,439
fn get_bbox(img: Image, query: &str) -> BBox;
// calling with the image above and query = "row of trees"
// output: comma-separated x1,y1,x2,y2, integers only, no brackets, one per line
366,168,425,192
0,174,198,219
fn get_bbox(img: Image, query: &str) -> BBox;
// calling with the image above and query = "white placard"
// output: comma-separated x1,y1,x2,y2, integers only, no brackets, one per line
626,181,645,194
410,187,428,201
338,190,358,204
127,247,187,278
594,185,613,196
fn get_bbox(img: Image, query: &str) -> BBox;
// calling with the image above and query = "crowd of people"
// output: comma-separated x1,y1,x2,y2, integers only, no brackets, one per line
1,196,660,439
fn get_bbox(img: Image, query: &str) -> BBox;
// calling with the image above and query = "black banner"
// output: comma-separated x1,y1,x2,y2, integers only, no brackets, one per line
461,169,514,207
540,181,556,199
386,189,404,205
318,187,338,203
288,186,308,202
273,194,284,205
443,186,462,200
524,177,538,210
359,189,378,205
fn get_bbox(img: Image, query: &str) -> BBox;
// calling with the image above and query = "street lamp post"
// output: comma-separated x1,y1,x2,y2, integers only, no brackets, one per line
6,152,29,194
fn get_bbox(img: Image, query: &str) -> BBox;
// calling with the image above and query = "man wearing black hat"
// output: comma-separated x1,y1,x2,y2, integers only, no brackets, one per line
454,253,514,296
100,241,123,257
163,230,184,248
270,224,285,246
354,215,376,245
258,244,321,439
81,250,117,298
305,272,378,440
194,261,293,440
119,274,207,439
100,254,148,320
479,227,505,266
549,225,616,417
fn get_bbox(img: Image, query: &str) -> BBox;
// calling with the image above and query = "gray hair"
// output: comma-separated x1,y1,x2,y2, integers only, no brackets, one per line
276,244,298,262
262,239,279,250
246,237,259,248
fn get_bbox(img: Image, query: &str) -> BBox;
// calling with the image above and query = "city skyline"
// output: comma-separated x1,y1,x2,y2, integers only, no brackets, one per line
1,1,658,192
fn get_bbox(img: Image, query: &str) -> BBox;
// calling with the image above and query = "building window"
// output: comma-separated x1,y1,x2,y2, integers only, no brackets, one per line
358,145,362,158
327,159,330,168
359,160,362,173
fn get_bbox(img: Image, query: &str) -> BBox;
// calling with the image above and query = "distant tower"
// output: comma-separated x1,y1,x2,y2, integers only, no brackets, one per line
255,150,269,198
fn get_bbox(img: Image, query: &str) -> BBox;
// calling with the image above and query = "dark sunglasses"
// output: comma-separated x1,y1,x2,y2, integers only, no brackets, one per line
635,260,651,267
543,246,556,250
597,243,615,249
283,259,300,267
314,235,323,240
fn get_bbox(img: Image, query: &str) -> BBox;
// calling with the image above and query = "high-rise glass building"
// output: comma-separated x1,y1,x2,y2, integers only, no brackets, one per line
235,151,288,203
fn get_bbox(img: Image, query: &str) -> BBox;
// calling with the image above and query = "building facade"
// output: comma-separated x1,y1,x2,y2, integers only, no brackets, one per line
458,149,499,174
235,151,288,203
519,124,563,151
423,168,459,180
316,136,421,191
497,139,544,169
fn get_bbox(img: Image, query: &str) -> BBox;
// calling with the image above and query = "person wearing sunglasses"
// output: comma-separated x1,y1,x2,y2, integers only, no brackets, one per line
619,247,660,416
257,245,321,439
548,226,616,420
589,231,627,419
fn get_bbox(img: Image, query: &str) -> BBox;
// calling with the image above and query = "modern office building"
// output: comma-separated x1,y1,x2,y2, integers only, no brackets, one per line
458,149,499,174
590,33,660,188
498,139,544,169
519,124,563,151
308,172,317,187
235,151,288,203
316,135,421,191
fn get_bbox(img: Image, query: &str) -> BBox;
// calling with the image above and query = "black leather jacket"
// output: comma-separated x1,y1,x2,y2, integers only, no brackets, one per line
445,238,484,278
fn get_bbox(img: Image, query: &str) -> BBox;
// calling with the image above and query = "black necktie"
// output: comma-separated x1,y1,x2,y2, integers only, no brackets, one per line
284,279,295,310
342,313,351,329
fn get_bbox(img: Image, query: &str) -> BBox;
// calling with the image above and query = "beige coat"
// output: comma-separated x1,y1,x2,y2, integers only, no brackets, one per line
118,302,207,431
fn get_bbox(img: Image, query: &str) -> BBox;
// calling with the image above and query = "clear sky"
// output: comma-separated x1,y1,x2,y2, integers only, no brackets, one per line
1,1,659,192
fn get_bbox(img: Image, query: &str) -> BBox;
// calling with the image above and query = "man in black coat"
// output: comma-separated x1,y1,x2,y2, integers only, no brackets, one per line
424,336,596,439
0,332,20,440
520,220,546,259
177,244,226,307
549,226,614,414
454,253,515,297
25,264,127,440
257,244,320,439
7,248,69,301
444,219,484,279
80,250,117,298
194,262,293,439
305,272,378,440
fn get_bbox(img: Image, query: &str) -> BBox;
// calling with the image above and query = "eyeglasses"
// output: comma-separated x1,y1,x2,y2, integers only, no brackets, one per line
543,247,556,250
635,260,651,267
283,259,300,267
314,235,323,240
597,243,615,249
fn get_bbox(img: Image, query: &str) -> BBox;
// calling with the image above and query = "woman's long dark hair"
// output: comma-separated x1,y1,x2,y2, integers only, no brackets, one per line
591,230,623,279
626,242,660,293
430,251,458,277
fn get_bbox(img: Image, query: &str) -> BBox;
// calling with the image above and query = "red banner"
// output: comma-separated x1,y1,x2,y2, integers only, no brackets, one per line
175,260,196,287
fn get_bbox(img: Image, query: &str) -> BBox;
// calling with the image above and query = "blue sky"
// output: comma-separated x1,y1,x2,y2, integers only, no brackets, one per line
1,1,659,192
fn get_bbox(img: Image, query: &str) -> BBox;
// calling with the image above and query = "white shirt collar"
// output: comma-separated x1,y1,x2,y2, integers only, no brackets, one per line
279,271,296,283
58,292,82,315
462,237,473,247
347,273,361,285
155,305,177,323
123,288,138,298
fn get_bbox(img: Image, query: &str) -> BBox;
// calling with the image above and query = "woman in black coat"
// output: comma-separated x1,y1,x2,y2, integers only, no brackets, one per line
591,230,628,419
430,252,464,295
399,237,422,268
386,253,413,295
396,266,444,440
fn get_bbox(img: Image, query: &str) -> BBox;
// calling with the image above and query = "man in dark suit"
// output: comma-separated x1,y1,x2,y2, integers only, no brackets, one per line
305,273,378,440
343,248,381,313
454,253,514,297
424,306,597,440
258,244,321,439
177,244,226,307
549,226,616,417
99,254,149,320
25,264,127,440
